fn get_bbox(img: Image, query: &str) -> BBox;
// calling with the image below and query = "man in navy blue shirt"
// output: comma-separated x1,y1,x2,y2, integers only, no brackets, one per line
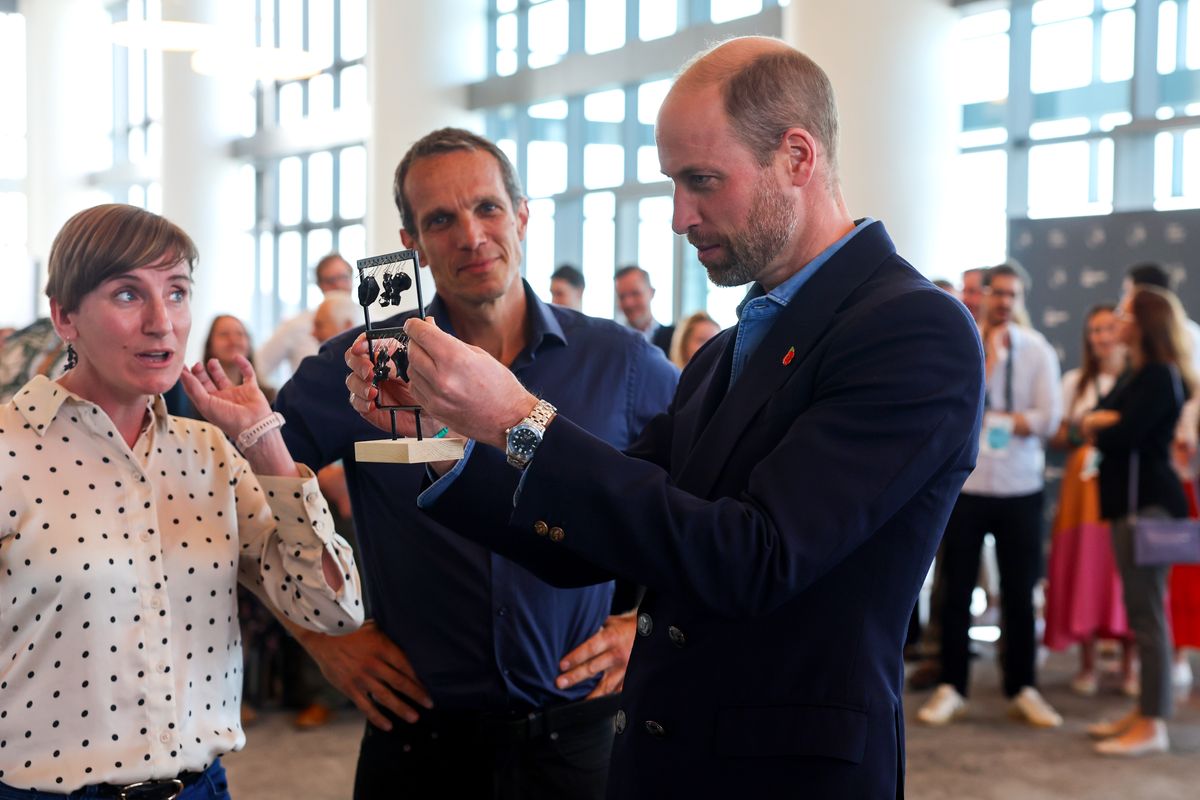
273,128,677,799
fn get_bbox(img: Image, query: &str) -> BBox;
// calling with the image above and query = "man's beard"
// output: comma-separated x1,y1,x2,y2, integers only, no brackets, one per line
690,172,796,288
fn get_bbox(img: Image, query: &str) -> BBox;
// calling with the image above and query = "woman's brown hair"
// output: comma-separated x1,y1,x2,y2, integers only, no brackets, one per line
1130,285,1196,393
45,204,198,312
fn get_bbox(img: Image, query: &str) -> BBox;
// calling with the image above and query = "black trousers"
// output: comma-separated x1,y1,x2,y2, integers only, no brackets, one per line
938,491,1044,698
353,698,615,800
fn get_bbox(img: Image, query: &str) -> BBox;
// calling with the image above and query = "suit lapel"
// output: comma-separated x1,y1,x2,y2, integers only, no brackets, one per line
673,221,898,497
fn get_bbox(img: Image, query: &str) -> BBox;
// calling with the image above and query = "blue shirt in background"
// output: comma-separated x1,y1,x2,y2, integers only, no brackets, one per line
274,282,678,711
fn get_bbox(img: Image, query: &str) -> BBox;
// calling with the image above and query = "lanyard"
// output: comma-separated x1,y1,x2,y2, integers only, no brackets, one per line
985,348,1014,413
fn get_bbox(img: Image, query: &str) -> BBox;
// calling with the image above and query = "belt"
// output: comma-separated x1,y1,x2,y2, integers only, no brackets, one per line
92,769,207,800
378,694,621,744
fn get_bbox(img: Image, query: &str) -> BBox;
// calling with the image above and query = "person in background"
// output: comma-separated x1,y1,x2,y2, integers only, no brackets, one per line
549,264,585,311
960,267,987,324
0,318,69,403
667,310,720,369
933,278,957,297
1044,304,1135,697
0,203,362,798
256,253,354,387
614,265,673,357
1084,285,1194,756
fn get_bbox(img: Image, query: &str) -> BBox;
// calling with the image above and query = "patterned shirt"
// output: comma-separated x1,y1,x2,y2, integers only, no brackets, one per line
0,376,364,792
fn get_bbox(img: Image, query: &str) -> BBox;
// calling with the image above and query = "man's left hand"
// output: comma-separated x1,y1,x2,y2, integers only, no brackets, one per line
402,317,538,448
556,612,636,699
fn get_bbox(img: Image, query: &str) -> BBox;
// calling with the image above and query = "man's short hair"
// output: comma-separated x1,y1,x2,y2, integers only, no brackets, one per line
314,252,351,280
932,278,955,291
615,265,652,287
680,39,839,172
1127,262,1171,290
551,264,585,290
962,267,987,280
983,260,1032,291
393,128,525,236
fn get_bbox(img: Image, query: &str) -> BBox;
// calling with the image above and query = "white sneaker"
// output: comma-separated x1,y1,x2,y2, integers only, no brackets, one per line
1094,719,1169,757
916,684,967,726
1009,686,1063,728
1172,659,1193,689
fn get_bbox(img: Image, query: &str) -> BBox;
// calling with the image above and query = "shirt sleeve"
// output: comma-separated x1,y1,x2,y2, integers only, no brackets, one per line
233,455,364,634
1022,337,1062,439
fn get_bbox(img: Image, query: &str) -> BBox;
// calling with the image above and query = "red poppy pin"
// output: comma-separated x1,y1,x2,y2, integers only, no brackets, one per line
782,346,795,366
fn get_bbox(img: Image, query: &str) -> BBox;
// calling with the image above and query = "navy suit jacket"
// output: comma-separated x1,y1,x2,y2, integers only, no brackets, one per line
427,222,984,798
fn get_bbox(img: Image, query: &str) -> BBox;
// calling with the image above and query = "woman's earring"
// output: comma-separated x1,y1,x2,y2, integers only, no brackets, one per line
65,342,78,370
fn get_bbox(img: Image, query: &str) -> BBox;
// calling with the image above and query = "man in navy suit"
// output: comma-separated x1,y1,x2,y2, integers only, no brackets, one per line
348,37,984,798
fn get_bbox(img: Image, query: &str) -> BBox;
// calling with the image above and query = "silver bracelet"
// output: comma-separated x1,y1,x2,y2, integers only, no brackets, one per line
236,411,286,451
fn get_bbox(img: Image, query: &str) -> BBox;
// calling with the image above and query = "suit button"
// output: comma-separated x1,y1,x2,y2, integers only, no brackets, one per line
668,625,686,647
644,720,665,737
636,613,653,637
614,710,626,734
549,526,565,542
533,521,549,536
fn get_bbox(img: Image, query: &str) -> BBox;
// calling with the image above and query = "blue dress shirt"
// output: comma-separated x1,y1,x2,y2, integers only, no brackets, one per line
274,282,678,711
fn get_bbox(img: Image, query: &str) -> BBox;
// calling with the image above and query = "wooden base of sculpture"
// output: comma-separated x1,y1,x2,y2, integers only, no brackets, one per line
355,437,467,464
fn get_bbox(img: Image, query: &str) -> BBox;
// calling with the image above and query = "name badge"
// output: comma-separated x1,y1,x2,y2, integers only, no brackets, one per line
981,412,1013,456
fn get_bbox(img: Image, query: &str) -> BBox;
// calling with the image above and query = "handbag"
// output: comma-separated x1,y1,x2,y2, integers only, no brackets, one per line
1129,367,1200,566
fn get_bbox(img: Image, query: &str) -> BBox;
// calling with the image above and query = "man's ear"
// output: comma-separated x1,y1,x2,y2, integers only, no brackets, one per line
780,128,818,189
515,198,530,241
400,228,426,268
49,297,77,342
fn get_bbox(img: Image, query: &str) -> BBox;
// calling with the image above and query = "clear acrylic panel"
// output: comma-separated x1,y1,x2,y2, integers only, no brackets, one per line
582,192,616,318
583,143,624,189
711,0,762,24
309,72,334,118
277,230,304,315
640,0,677,40
339,145,367,220
528,0,569,69
638,146,663,183
308,0,335,69
585,0,625,54
308,151,334,223
637,80,672,125
1099,8,1135,83
638,196,675,324
524,198,556,301
336,223,366,263
340,64,368,110
278,156,304,226
1031,18,1094,93
584,89,625,123
278,81,305,125
340,0,367,60
526,140,569,197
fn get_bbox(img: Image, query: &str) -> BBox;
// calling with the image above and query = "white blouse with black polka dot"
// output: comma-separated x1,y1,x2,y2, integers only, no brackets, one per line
0,375,364,792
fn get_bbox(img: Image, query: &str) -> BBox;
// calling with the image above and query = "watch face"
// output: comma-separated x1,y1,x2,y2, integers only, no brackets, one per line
508,426,541,461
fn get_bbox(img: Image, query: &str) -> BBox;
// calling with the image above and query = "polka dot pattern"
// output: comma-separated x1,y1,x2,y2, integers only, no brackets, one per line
0,376,363,792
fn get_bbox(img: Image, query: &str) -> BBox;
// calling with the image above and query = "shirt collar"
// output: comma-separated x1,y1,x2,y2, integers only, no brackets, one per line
12,374,169,437
425,279,567,354
736,218,875,320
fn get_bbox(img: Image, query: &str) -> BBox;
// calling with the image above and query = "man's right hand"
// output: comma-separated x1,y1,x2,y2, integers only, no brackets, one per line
297,619,433,730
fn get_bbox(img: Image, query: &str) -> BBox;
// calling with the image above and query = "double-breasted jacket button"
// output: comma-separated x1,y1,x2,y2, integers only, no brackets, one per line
533,520,549,536
614,709,627,734
636,612,653,637
667,625,686,647
549,526,565,542
644,720,666,737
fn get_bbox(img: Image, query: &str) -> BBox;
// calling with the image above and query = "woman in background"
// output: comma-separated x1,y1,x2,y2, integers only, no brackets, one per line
668,311,721,369
1084,285,1194,756
1044,304,1134,696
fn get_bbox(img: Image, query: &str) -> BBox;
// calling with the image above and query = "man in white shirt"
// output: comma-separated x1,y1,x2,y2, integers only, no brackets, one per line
257,253,354,387
918,261,1065,728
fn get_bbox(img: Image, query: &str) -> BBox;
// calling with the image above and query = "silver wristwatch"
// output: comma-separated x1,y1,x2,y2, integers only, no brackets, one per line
504,399,557,469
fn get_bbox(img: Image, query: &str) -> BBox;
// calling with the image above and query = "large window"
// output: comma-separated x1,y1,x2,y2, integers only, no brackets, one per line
105,0,163,212
0,8,30,326
482,0,787,327
954,0,1200,268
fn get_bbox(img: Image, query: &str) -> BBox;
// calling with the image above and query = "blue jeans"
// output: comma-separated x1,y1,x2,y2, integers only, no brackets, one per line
0,760,230,800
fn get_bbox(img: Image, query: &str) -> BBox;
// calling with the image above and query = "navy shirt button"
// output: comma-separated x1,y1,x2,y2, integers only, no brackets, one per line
614,710,627,734
668,625,686,647
636,612,653,637
644,720,665,737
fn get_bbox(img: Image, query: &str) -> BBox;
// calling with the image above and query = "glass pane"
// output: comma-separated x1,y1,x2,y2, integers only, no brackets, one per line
583,144,624,189
497,12,517,50
277,230,303,315
640,0,677,40
945,149,1007,272
497,0,518,12
637,79,672,125
339,145,367,220
279,81,305,125
341,0,367,61
128,47,145,126
0,136,25,181
146,182,162,214
956,8,1010,38
0,14,27,137
497,50,518,76
146,47,162,122
1029,116,1091,139
584,89,625,123
1028,140,1095,217
524,198,556,302
336,223,366,263
258,0,275,47
706,284,744,329
528,0,568,69
146,121,162,163
1099,8,1135,83
306,228,334,308
279,0,304,50
1032,0,1094,25
309,0,335,69
308,151,334,223
638,196,675,324
225,233,256,325
339,64,368,110
585,0,625,54
1184,128,1200,200
1031,18,1094,93
1189,0,1200,70
258,232,275,296
497,138,519,173
128,127,145,160
954,32,1009,104
582,192,616,318
710,0,762,24
526,140,568,196
128,184,146,209
1159,1,1179,74
309,72,334,117
638,146,663,183
235,164,256,230
279,156,303,226
529,99,569,119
